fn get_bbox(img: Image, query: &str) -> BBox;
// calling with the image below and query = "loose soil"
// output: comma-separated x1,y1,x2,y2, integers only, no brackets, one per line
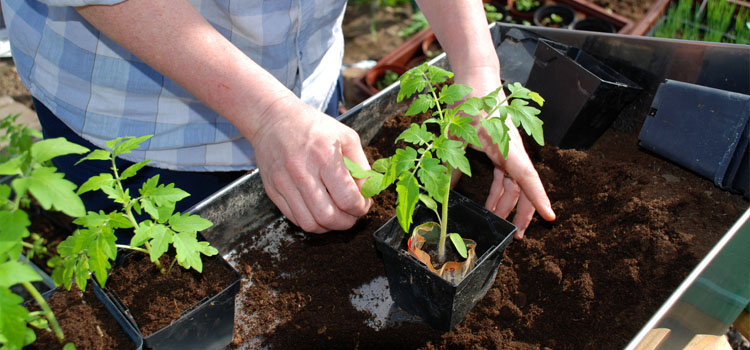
229,109,747,349
105,252,237,336
27,284,132,350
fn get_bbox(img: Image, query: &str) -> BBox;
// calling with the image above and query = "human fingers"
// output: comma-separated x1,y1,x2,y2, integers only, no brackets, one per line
330,131,372,217
485,167,505,212
493,175,520,219
507,164,556,222
511,192,536,240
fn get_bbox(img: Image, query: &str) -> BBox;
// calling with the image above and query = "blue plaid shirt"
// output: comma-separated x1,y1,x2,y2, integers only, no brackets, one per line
1,0,346,171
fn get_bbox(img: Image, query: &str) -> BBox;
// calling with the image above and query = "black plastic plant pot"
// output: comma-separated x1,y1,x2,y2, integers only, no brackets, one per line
572,17,616,33
533,4,576,29
525,39,641,149
638,79,750,198
373,190,516,331
105,252,241,350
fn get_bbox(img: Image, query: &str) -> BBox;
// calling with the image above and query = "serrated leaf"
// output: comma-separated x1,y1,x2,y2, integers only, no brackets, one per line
361,172,387,197
0,287,33,350
74,256,89,291
384,147,417,187
343,157,379,179
481,118,511,158
439,84,472,105
169,213,213,233
143,178,189,207
0,210,30,258
458,97,484,116
417,157,449,203
25,167,85,217
395,173,420,234
397,65,429,102
396,123,434,146
0,261,42,288
131,221,155,247
450,116,481,148
148,225,172,263
75,149,112,165
449,233,468,259
172,231,203,272
426,65,452,85
112,135,152,157
140,199,159,223
372,158,391,173
88,231,116,287
434,138,471,176
30,137,89,164
77,173,114,195
405,94,434,116
507,99,545,146
105,137,127,150
529,91,545,106
0,184,10,207
120,160,151,181
0,155,25,176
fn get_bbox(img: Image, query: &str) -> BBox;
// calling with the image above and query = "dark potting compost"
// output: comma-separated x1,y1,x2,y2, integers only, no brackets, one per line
105,251,237,337
226,107,747,349
27,284,134,350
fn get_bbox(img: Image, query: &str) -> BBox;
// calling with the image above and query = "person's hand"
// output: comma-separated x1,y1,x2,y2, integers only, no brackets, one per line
250,101,372,233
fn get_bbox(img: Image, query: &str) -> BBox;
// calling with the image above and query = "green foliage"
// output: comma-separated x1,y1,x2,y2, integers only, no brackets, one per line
654,0,748,44
0,114,88,349
54,136,218,293
514,0,540,12
345,63,544,263
398,11,429,39
484,3,504,23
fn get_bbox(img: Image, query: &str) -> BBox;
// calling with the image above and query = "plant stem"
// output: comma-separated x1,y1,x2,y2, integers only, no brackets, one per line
22,281,65,343
437,164,454,264
115,244,150,255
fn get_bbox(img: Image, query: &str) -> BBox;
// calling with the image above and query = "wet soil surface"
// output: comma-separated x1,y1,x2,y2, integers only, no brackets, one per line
27,284,132,350
228,110,748,349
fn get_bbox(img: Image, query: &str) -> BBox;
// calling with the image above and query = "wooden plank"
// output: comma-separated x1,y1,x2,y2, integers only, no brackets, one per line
633,328,671,350
684,334,732,350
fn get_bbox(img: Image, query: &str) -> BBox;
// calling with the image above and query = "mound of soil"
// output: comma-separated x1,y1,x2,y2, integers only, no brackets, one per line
228,110,747,349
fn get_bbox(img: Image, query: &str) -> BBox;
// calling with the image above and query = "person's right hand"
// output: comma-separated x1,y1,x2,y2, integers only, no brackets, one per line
250,99,372,233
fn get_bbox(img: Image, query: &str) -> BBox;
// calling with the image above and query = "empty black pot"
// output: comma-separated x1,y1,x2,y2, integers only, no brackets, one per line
373,190,516,331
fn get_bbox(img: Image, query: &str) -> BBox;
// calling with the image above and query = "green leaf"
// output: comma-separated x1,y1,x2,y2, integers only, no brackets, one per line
372,158,391,173
88,230,116,287
141,176,190,206
24,167,85,217
417,157,449,203
169,213,213,233
131,221,155,248
395,173,420,234
397,64,429,102
361,172,387,197
0,261,42,288
405,94,434,116
434,138,471,176
0,210,30,258
450,116,481,148
529,91,545,106
439,84,472,105
30,137,89,164
111,135,152,157
63,342,77,350
0,155,25,176
75,149,111,165
0,287,33,350
418,194,438,213
396,123,434,146
172,232,204,272
119,160,151,181
384,147,417,187
77,173,114,195
481,117,511,158
343,157,379,179
449,233,468,259
148,225,172,263
507,99,545,146
0,184,9,207
426,65,453,85
458,97,484,116
74,256,90,291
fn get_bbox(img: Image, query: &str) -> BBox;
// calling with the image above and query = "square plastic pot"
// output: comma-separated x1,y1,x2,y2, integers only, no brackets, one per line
373,190,516,331
525,39,641,149
104,252,241,350
638,79,750,198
